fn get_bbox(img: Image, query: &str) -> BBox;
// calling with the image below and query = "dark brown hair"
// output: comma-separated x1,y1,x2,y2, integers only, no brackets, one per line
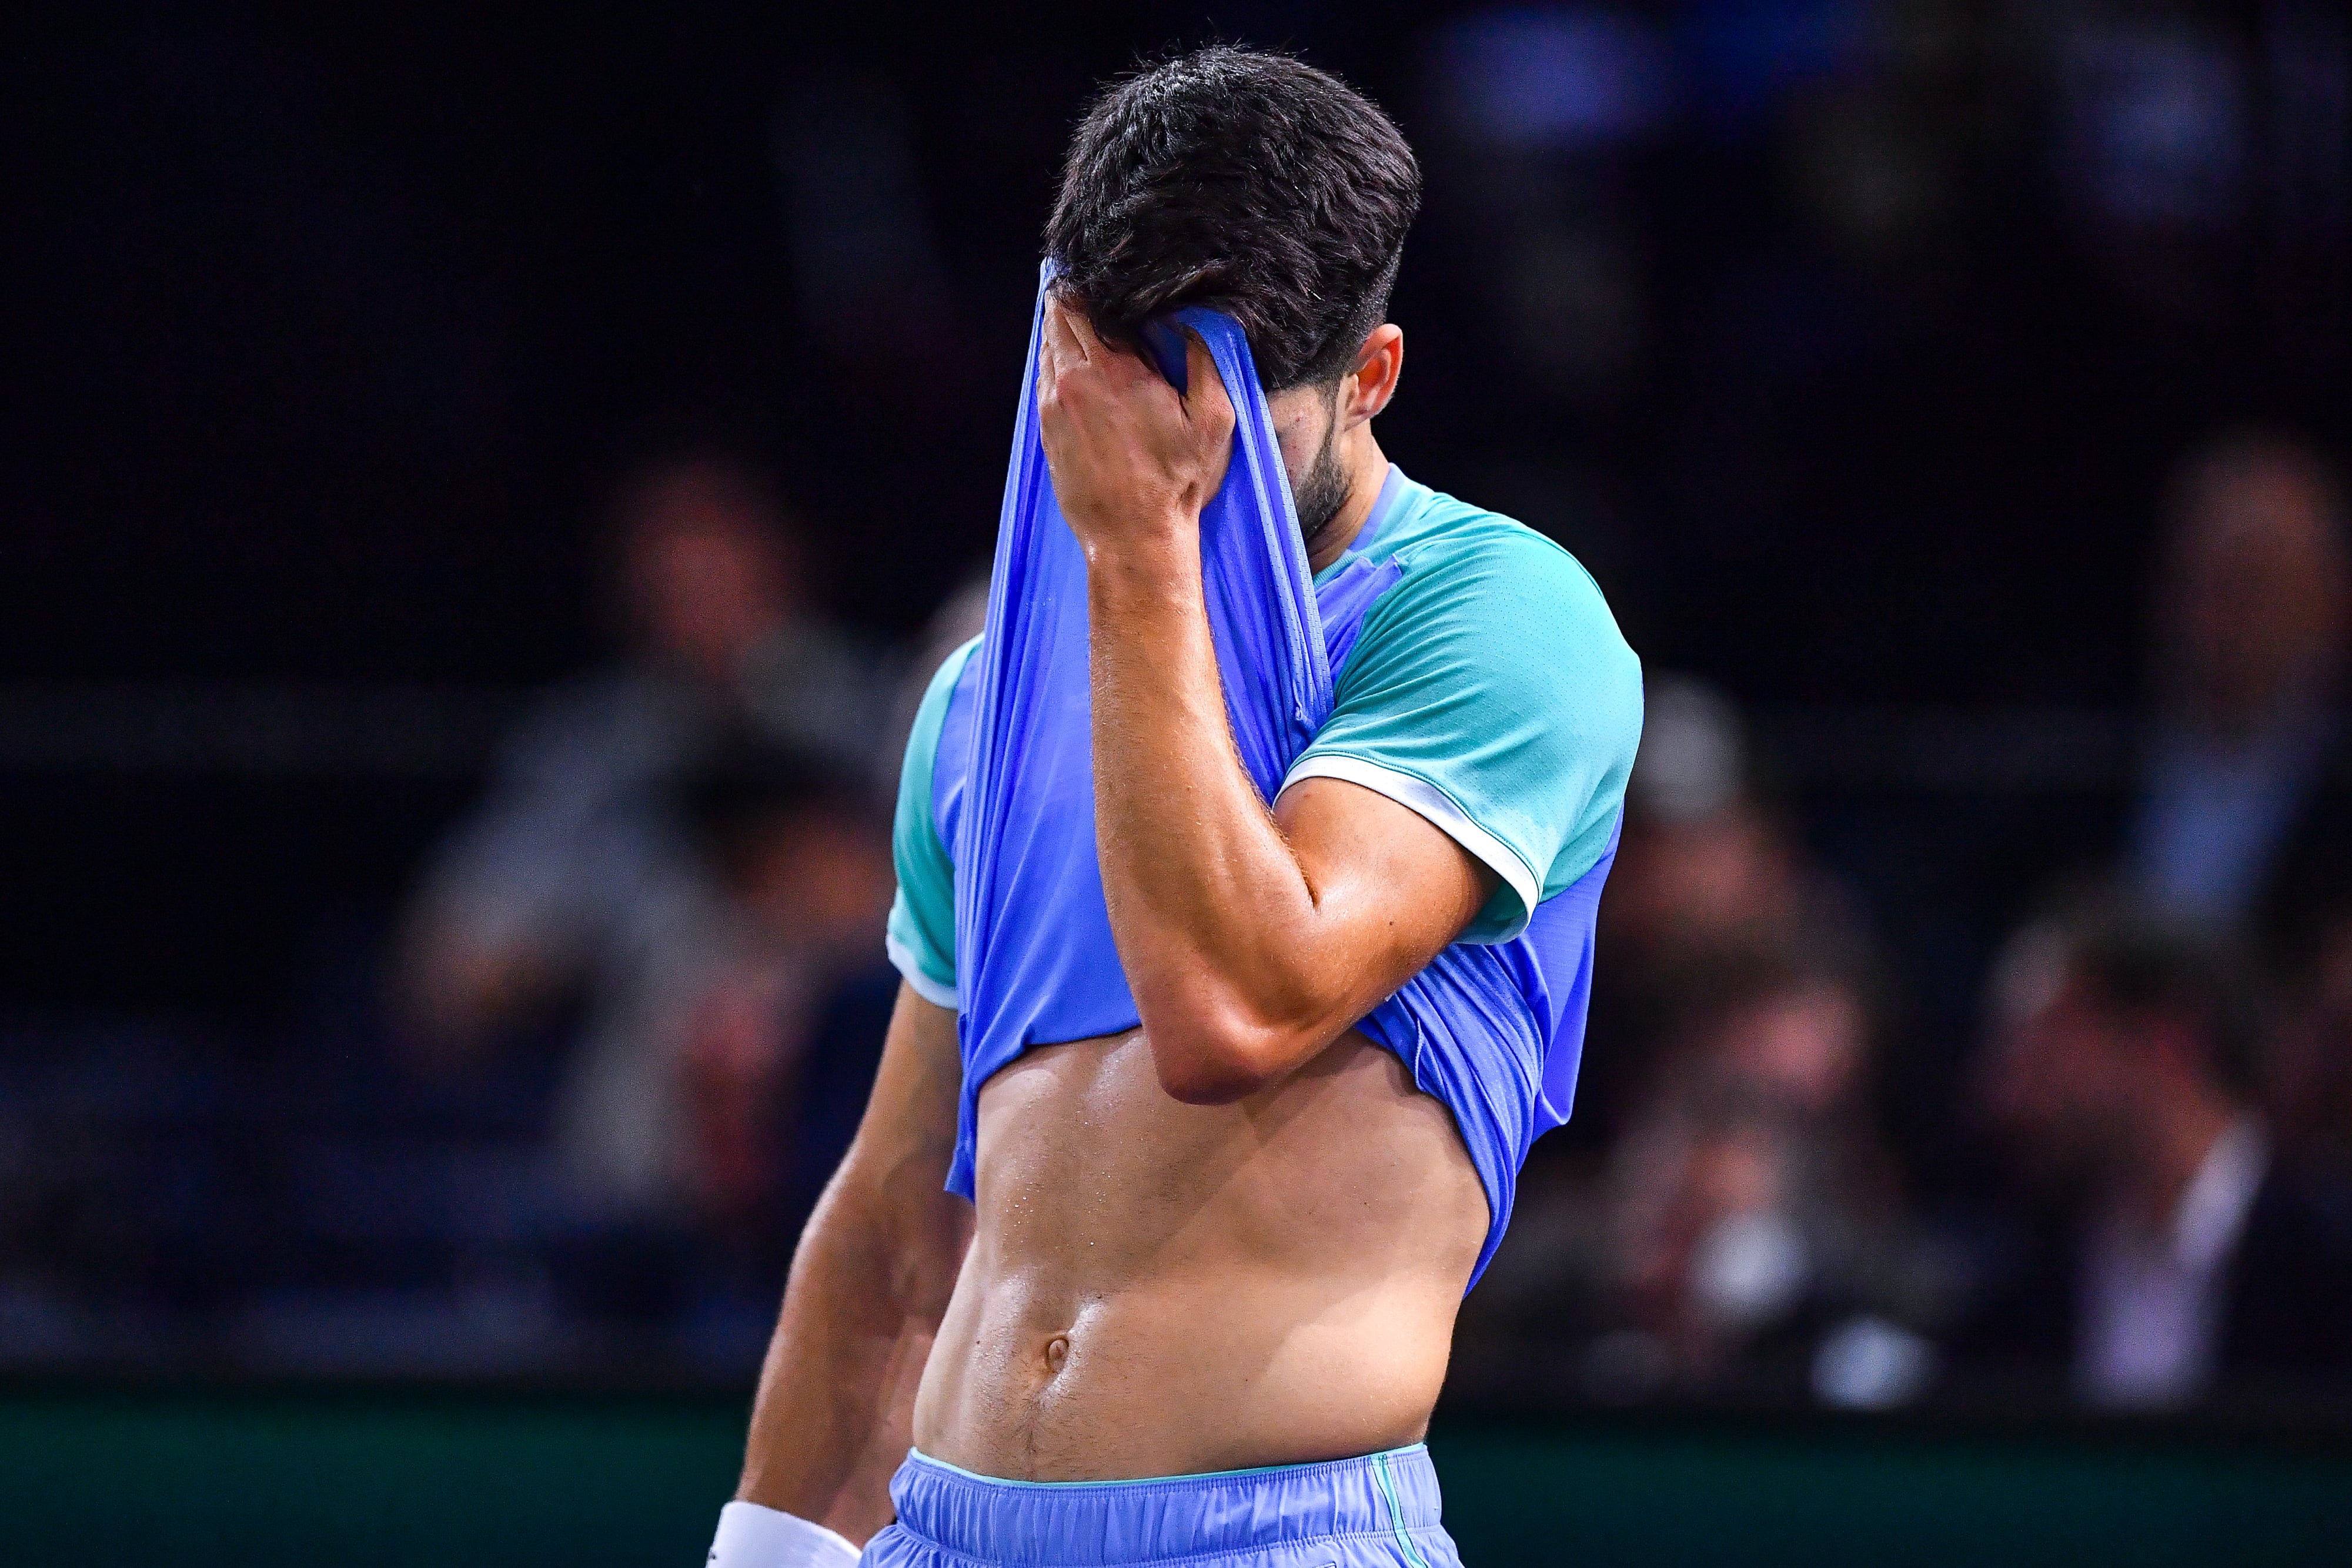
1045,46,1421,390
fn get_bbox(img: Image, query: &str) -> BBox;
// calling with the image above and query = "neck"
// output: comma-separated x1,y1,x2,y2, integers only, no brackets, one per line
2116,1084,2243,1233
1303,430,1391,574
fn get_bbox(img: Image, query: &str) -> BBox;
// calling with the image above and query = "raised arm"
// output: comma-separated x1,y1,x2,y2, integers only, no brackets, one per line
730,983,971,1544
1035,299,1495,1104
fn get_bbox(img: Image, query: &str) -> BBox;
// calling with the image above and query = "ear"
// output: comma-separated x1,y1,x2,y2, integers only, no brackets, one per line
1339,325,1404,430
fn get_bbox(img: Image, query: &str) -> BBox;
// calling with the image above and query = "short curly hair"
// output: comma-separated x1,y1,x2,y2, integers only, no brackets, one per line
1044,46,1422,391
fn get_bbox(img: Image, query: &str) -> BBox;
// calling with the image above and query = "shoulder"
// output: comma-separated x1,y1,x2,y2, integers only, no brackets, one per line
907,637,984,764
920,636,984,714
1394,488,1623,623
899,635,984,815
1349,486,1641,724
1305,480,1643,930
887,638,978,1005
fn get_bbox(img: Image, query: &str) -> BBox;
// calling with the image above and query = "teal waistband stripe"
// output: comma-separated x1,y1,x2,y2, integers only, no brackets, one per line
1372,1450,1433,1568
907,1442,1431,1492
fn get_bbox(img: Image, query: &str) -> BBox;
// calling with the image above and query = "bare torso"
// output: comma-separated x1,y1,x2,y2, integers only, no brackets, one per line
910,1025,1488,1481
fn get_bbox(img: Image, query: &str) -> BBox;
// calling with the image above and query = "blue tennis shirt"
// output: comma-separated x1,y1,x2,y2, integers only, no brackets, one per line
887,289,1641,1288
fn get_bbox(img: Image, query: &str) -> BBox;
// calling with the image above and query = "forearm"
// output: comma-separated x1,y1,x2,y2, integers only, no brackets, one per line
735,985,973,1542
734,1182,943,1539
1087,537,1334,1092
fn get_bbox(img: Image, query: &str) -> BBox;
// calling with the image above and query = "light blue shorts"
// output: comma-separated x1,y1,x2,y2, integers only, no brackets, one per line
858,1443,1463,1567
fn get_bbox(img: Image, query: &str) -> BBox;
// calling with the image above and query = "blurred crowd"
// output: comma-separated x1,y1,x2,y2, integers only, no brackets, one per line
3,425,2348,1407
4,0,2348,1415
1458,429,2352,1415
275,424,2352,1410
385,452,953,1360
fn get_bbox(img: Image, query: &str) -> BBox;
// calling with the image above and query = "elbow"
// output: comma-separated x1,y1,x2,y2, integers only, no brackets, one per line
1139,996,1301,1105
1155,1051,1271,1106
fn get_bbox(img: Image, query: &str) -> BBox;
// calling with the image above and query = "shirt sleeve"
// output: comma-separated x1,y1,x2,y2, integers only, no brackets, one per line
885,638,979,1007
1284,531,1642,942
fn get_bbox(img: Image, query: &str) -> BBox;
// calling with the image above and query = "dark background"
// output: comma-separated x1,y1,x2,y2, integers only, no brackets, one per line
7,1,2347,1021
6,0,2352,1461
8,1,2348,1015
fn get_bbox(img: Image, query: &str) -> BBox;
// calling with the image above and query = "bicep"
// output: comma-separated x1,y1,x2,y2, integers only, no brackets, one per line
1273,775,1497,1002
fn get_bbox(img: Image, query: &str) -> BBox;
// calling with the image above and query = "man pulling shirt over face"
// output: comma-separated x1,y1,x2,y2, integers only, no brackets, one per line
892,464,1641,984
713,45,1642,1568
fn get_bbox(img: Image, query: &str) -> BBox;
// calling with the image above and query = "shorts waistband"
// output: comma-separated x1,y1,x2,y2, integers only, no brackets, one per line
887,1443,1443,1564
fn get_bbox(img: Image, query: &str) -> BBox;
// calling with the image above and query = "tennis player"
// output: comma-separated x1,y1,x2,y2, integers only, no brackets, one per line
710,46,1642,1568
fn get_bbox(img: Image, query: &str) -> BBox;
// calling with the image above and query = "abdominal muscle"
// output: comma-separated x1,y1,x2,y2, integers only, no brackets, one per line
910,1026,1489,1482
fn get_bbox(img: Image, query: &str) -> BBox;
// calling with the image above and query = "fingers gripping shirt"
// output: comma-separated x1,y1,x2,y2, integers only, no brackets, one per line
885,470,1643,1286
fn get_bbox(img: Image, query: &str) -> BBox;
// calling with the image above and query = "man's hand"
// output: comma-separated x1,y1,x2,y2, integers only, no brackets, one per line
1035,293,1235,565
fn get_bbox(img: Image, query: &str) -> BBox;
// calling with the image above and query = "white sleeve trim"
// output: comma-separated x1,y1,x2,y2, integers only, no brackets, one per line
886,930,960,1010
1279,753,1541,942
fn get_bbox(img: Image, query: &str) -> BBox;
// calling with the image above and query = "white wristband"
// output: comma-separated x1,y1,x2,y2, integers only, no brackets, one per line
707,1500,862,1567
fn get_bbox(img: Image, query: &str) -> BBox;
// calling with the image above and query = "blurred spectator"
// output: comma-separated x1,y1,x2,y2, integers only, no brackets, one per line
1458,940,1945,1411
2046,2,2351,331
674,738,895,1242
1961,901,2352,1409
1581,673,1872,1148
2130,432,2348,929
395,451,890,1225
1603,674,1867,971
1584,945,1941,1407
